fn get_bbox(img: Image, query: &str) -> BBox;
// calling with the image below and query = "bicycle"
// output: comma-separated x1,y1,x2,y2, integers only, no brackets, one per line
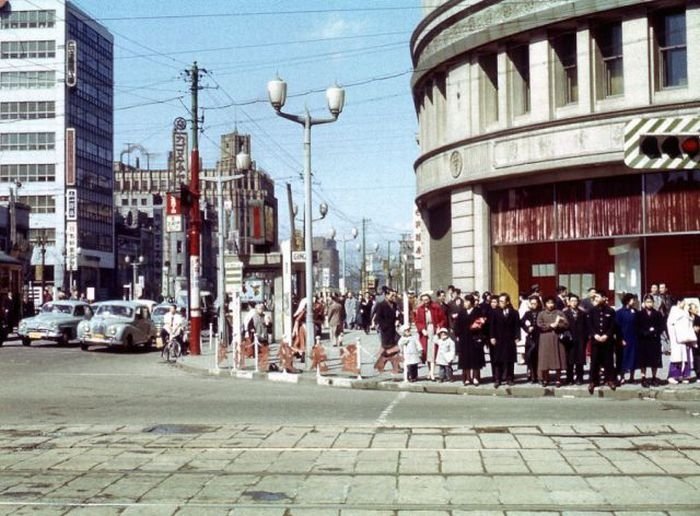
161,334,182,363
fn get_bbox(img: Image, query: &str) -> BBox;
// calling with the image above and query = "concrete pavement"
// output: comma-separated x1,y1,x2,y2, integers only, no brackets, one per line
1,421,700,514
177,329,700,402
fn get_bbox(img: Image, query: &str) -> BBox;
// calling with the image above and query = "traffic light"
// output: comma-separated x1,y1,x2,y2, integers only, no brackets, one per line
639,134,700,160
180,183,193,208
624,117,700,170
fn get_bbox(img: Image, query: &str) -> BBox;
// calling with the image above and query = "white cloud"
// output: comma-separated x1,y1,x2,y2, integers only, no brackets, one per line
314,14,369,39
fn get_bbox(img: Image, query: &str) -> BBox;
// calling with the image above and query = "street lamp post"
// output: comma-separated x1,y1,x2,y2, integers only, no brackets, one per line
331,227,358,292
200,160,248,358
125,255,144,300
268,76,345,367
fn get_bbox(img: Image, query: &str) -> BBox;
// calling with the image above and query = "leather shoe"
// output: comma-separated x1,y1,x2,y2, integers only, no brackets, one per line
494,381,501,389
588,383,595,395
607,381,617,391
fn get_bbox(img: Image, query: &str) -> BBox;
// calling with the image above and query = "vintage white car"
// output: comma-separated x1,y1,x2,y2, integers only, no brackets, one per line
78,301,156,351
17,301,93,346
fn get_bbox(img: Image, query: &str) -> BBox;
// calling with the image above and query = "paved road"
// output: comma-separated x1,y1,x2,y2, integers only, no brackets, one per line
1,338,700,514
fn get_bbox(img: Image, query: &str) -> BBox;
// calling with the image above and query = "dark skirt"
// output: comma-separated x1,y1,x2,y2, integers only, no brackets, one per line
637,336,662,368
458,335,486,369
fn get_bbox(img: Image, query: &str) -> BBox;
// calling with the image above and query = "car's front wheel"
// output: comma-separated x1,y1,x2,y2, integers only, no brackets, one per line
59,330,71,346
80,342,89,351
126,334,134,350
21,337,31,347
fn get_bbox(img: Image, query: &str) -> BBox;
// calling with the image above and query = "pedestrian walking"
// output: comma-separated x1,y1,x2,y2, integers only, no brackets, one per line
636,295,664,387
489,293,521,387
615,293,639,384
374,290,402,373
435,327,455,382
291,299,307,362
327,294,344,347
454,294,486,386
398,325,421,382
344,292,358,330
359,292,373,334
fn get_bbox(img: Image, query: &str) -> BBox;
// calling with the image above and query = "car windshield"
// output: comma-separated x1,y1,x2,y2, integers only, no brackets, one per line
95,305,133,319
152,306,171,317
41,303,73,315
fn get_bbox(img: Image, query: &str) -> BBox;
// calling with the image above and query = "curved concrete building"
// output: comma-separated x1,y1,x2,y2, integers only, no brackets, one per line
412,0,700,300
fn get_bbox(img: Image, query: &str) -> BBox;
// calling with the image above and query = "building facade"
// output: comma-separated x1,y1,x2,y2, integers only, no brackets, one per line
113,131,280,300
0,0,114,297
412,0,700,301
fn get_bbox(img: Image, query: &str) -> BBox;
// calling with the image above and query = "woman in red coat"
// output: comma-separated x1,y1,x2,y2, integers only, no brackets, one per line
414,292,447,380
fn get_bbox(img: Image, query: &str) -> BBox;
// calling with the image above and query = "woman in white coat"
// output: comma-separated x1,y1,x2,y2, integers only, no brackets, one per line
666,297,697,384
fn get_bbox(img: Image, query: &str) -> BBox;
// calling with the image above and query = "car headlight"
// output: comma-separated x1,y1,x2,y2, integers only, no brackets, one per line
19,321,27,331
49,322,58,330
107,326,118,336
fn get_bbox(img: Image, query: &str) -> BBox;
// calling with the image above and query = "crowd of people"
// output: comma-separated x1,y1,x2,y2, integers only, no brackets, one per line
296,284,700,394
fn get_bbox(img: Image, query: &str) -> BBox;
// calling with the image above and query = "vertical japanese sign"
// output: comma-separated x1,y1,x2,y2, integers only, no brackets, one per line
66,189,77,221
65,222,78,272
65,40,77,88
65,128,76,185
172,117,188,184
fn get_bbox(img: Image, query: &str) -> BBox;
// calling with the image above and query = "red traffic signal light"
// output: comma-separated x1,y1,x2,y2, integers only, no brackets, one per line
680,135,699,156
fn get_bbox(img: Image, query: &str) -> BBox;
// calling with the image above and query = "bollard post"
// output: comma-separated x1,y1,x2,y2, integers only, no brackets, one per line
402,349,408,384
254,335,259,373
208,323,213,351
231,331,238,373
356,337,362,380
213,333,219,373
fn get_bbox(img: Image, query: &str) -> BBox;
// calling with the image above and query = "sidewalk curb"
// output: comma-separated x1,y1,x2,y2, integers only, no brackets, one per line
174,359,700,401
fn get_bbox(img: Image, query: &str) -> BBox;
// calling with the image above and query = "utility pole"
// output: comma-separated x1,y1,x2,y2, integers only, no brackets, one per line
386,241,392,289
361,218,369,292
185,61,206,355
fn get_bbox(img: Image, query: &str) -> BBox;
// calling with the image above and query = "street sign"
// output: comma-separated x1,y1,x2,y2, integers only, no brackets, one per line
292,251,306,263
624,116,700,170
66,189,77,221
165,215,182,232
224,255,243,294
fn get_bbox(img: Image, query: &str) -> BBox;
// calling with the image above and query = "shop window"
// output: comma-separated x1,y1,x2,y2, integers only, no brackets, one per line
490,186,555,245
479,53,499,128
653,9,687,89
509,44,530,116
645,171,700,233
594,22,624,98
551,32,578,106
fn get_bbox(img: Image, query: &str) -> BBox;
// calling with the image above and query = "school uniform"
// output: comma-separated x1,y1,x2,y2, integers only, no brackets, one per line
586,304,617,389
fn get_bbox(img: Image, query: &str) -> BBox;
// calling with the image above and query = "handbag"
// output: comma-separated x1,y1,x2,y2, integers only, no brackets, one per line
674,319,698,345
559,330,573,344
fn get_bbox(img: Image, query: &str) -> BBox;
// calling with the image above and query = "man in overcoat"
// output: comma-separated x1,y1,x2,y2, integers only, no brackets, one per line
489,293,521,387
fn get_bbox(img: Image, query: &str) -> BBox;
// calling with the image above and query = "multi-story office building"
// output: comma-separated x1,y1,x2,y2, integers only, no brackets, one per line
412,0,700,300
113,131,279,299
0,0,114,297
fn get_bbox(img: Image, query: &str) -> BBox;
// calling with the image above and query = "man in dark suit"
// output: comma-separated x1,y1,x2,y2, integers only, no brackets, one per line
489,293,521,387
586,293,617,394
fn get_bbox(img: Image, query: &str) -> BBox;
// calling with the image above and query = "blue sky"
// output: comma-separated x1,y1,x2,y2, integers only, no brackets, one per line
72,0,423,255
